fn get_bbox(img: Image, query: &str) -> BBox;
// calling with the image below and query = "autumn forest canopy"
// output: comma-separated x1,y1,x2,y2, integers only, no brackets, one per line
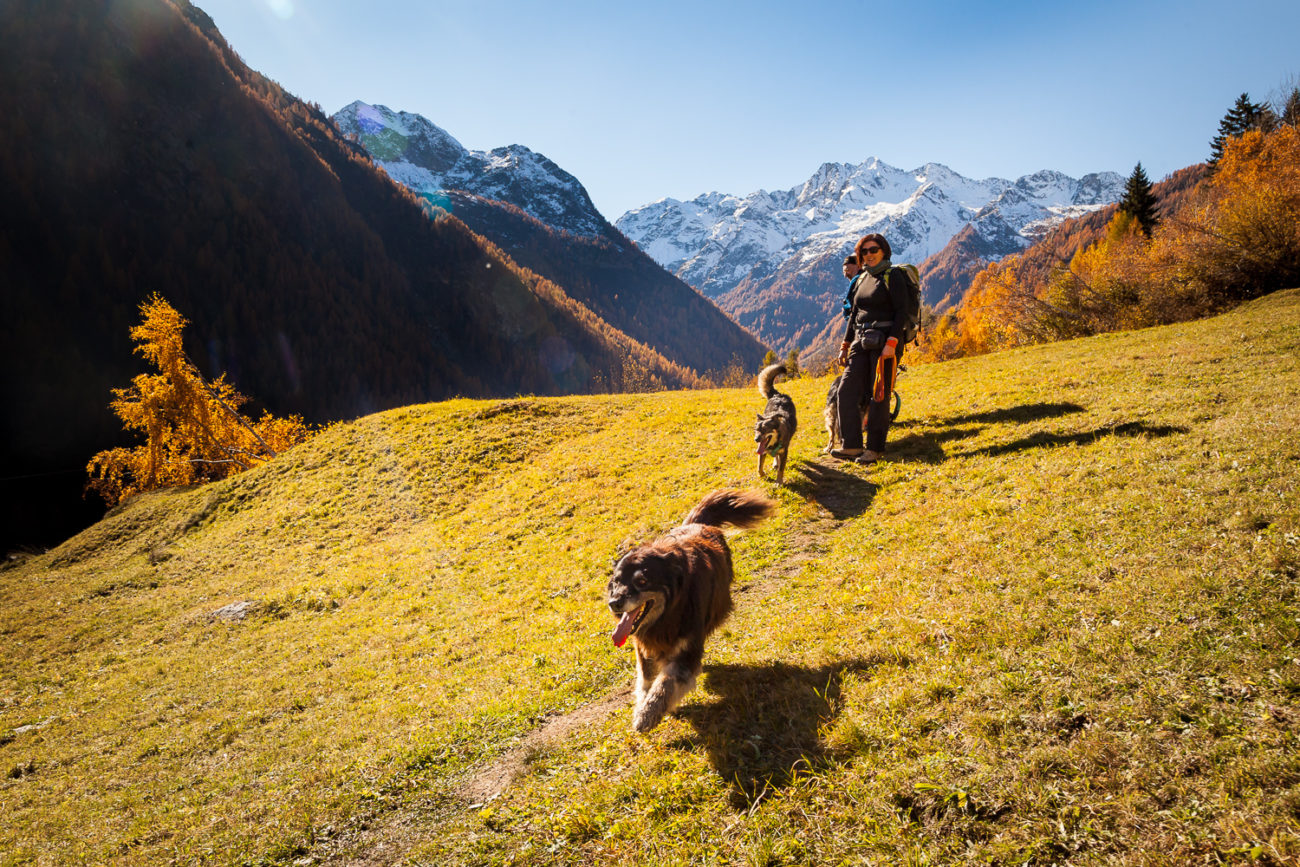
916,90,1300,361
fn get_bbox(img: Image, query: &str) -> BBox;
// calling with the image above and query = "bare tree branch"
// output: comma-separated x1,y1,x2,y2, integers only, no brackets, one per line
182,353,278,459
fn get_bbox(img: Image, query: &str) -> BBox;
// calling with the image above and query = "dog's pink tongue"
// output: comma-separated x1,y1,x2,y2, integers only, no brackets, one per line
612,611,638,647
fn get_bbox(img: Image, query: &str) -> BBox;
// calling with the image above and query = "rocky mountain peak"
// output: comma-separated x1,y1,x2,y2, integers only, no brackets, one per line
616,158,1124,358
335,100,466,172
332,102,607,239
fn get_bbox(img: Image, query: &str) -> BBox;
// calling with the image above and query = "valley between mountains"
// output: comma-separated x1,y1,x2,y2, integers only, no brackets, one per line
336,100,1127,368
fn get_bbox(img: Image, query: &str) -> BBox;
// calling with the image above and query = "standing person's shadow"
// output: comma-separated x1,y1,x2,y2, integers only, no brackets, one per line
887,401,1186,464
672,658,890,809
888,401,1089,464
787,461,877,519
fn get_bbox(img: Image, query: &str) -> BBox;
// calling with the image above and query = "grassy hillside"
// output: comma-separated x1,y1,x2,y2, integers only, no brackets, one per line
3,291,1299,865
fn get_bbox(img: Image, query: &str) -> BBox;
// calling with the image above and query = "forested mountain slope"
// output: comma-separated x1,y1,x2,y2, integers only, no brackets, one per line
0,0,705,550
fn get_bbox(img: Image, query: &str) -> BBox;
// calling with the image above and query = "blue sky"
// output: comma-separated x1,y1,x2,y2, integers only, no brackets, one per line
195,0,1299,220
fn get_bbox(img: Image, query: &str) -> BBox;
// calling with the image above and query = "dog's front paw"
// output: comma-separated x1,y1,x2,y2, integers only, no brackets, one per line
632,705,664,732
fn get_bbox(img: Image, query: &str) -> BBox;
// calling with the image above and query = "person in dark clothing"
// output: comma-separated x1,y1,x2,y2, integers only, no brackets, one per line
842,253,861,283
839,253,863,333
831,233,909,464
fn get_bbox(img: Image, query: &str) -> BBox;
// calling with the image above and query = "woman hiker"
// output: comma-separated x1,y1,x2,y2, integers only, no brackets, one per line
831,233,908,465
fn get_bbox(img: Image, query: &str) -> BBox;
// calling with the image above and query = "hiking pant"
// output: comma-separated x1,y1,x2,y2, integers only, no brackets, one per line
836,338,901,453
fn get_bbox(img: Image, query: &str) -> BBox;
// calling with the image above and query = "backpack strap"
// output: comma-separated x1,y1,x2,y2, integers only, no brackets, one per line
841,272,864,319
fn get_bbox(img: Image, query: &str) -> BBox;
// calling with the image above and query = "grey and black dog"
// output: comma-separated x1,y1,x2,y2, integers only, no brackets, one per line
754,363,797,486
824,367,901,453
822,373,860,454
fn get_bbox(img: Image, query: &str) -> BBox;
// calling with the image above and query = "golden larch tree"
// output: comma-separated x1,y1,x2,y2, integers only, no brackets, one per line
86,295,311,505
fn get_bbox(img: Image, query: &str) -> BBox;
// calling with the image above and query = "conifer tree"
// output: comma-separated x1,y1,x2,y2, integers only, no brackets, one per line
1118,162,1160,236
1281,86,1300,128
1210,92,1273,167
86,295,312,505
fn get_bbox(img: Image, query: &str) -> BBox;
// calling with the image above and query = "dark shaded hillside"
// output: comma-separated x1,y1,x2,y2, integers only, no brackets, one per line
0,0,698,551
717,253,847,367
442,194,767,378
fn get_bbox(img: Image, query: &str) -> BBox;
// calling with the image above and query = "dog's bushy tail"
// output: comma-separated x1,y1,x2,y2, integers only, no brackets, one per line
757,363,787,399
683,489,775,529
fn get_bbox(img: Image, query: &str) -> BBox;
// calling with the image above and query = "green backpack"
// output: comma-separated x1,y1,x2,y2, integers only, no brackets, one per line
885,264,922,344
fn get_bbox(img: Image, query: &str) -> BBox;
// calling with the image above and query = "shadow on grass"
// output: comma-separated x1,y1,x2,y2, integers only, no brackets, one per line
928,401,1087,428
881,402,1088,465
887,402,1186,464
963,421,1189,458
888,426,982,465
673,657,891,810
787,461,878,519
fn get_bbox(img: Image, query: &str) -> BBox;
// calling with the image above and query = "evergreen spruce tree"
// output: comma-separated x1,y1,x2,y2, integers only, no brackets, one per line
1118,162,1160,236
1209,92,1273,167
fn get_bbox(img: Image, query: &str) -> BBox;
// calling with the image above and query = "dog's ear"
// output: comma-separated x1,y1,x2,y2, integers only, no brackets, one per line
661,549,689,591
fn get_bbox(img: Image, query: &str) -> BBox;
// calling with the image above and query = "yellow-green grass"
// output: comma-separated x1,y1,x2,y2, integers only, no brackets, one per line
3,291,1299,866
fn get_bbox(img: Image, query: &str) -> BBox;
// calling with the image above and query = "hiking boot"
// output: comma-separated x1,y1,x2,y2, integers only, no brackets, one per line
856,450,883,465
830,448,863,460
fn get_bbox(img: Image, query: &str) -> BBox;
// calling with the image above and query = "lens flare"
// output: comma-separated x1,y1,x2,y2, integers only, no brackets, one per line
266,0,293,20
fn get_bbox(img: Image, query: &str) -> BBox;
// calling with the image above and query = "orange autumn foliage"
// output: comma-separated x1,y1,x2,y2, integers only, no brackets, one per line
914,122,1300,361
86,295,312,505
916,260,1031,360
1197,125,1300,298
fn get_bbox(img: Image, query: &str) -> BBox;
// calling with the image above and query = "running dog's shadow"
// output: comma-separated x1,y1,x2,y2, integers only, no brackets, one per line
672,658,887,810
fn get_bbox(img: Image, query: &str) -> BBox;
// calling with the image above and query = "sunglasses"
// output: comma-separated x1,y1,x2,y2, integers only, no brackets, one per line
861,246,882,255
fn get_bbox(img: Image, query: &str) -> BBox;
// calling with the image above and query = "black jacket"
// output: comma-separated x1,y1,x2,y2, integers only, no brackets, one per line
843,265,909,345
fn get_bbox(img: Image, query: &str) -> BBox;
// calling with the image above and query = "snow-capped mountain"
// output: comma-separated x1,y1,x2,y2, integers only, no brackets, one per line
330,100,766,377
616,159,1124,307
331,102,1121,366
333,101,607,239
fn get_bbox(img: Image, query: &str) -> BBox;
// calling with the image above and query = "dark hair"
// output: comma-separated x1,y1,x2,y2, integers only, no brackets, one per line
842,254,858,266
855,233,892,260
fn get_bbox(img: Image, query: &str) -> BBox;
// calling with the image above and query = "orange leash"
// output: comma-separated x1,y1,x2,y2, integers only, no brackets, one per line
873,339,898,403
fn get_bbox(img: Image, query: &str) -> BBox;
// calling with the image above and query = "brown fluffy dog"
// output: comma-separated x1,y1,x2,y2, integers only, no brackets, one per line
607,490,775,732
